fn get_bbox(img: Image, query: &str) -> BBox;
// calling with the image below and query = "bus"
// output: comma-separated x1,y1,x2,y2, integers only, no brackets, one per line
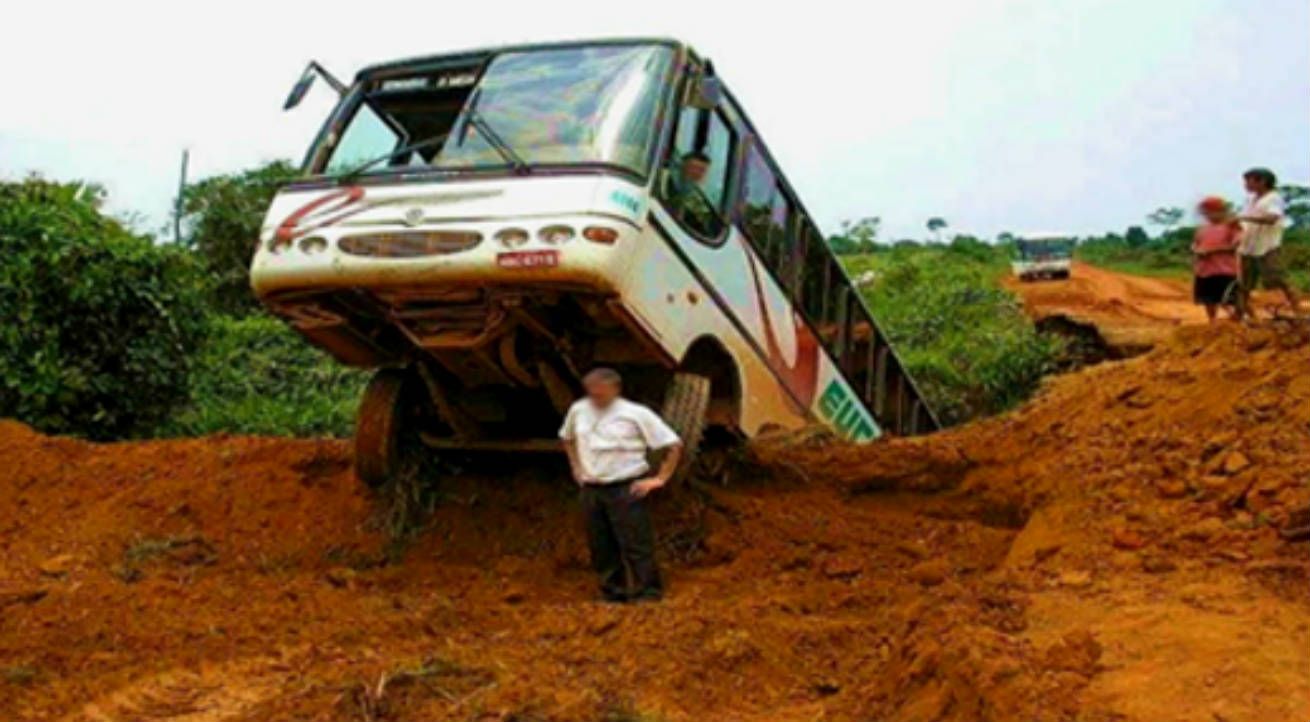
252,38,939,486
1012,233,1074,282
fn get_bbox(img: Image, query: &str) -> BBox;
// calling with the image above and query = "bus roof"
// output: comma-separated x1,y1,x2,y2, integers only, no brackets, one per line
1018,233,1076,242
354,37,686,81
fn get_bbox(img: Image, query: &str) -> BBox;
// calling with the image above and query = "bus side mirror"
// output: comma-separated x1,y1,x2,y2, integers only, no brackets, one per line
689,75,722,110
284,61,347,111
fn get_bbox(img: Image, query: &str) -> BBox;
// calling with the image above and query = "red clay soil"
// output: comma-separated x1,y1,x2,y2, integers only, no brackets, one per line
1004,262,1206,351
1006,262,1303,355
3,324,1310,721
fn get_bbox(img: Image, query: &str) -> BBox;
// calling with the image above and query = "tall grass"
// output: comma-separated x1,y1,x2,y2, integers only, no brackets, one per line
844,244,1061,426
162,315,366,437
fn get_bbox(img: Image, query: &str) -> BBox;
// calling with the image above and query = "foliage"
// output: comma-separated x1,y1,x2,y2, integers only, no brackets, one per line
0,178,208,439
926,216,948,241
1146,206,1184,232
828,217,881,255
162,315,366,437
1284,184,1310,228
1078,221,1309,288
179,160,299,316
844,244,1060,425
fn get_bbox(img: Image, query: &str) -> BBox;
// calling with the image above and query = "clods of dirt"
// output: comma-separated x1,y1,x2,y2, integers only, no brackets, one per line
2,324,1310,721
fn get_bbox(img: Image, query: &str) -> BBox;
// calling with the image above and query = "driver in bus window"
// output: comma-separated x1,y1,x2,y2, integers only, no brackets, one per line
667,151,717,235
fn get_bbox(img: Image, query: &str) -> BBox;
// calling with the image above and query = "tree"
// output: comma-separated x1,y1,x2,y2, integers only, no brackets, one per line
179,160,300,316
1125,225,1150,249
1283,185,1310,228
1146,206,1185,233
828,216,882,255
926,217,948,242
827,235,860,255
0,177,207,438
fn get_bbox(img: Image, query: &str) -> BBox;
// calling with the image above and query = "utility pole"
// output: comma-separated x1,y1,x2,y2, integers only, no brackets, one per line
174,149,189,243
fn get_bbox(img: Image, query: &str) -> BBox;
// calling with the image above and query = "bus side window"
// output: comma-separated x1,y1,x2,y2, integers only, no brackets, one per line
739,143,775,256
700,111,733,210
818,256,845,350
660,106,733,239
800,222,829,327
767,188,791,271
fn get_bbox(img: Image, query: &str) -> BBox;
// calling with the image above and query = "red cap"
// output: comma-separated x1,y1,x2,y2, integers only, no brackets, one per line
1198,196,1229,212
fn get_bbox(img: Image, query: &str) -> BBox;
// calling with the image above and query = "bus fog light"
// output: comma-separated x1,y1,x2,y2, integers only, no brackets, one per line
538,224,575,244
582,226,619,244
495,228,530,248
298,236,328,254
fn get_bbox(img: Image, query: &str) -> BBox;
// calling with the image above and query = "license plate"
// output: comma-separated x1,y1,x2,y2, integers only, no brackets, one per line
496,250,559,269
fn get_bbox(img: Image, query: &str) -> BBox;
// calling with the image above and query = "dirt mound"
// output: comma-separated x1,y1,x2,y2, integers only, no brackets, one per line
3,325,1309,721
764,323,1310,720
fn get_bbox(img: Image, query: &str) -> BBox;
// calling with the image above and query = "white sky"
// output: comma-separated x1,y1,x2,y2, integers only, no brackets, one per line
2,0,1307,240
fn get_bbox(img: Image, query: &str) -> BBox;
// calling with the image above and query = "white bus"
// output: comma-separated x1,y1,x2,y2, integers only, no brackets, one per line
252,38,938,485
1012,233,1074,282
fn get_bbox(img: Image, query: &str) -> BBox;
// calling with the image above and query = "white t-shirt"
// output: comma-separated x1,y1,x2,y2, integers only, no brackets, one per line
558,398,681,484
1240,191,1285,257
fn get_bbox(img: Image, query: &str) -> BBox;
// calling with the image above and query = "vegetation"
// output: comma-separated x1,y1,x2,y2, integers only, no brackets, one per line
179,160,300,316
0,178,208,439
162,315,365,437
1078,186,1310,287
0,168,363,441
842,240,1060,425
3,157,1304,439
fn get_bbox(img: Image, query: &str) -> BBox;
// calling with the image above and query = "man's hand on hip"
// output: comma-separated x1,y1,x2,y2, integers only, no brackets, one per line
629,477,666,499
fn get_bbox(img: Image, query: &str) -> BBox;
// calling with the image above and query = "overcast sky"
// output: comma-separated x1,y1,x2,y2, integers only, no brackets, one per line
2,0,1307,240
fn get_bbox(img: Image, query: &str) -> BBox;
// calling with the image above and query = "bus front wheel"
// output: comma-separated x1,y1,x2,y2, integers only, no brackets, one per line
354,368,412,488
660,372,710,484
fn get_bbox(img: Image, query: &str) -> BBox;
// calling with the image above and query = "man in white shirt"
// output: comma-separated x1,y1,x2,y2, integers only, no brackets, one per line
559,368,682,602
1238,167,1300,315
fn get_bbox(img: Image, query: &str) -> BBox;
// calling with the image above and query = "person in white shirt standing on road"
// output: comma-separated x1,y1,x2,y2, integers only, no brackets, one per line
559,368,682,602
1238,167,1301,317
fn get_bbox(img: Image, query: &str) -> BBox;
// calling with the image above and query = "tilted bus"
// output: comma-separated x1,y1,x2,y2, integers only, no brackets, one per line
252,38,939,485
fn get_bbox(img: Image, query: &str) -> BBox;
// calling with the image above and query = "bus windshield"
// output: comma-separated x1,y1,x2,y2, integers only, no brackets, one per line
1016,238,1074,260
316,43,675,179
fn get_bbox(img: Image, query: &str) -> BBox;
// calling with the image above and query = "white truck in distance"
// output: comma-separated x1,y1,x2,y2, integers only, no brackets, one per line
1012,234,1074,282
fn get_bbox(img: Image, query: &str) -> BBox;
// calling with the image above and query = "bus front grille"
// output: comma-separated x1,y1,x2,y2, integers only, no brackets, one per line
338,230,483,258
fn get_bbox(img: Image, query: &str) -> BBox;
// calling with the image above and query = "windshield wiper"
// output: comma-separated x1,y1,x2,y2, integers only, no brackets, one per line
330,131,453,181
461,88,530,175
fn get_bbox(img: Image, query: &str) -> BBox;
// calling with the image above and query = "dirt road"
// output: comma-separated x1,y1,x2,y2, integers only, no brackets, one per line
1004,262,1206,352
3,324,1310,721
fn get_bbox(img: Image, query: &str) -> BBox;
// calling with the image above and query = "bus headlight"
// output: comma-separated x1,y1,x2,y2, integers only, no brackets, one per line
495,228,530,248
268,236,293,254
538,225,575,244
298,236,328,254
582,226,619,244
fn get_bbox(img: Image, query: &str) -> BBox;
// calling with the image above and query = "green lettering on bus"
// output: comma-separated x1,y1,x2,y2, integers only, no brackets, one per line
816,380,878,441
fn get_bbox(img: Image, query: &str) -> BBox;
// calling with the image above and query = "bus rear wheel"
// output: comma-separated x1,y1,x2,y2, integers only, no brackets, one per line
660,372,710,484
354,368,412,488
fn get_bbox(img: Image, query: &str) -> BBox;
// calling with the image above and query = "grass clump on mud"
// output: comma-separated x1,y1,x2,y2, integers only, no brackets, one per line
844,241,1061,425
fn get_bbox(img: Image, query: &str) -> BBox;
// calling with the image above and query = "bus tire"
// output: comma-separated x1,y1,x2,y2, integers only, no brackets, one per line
660,372,710,484
354,368,411,488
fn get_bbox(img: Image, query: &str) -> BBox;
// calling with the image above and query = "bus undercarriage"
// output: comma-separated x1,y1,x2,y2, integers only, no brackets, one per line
263,282,725,485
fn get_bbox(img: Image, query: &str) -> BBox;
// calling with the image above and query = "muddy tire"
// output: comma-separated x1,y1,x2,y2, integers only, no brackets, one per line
354,368,412,488
660,372,710,484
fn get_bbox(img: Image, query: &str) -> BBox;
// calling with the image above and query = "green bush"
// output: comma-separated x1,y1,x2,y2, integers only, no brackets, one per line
179,160,300,317
845,245,1060,425
163,315,366,437
0,179,207,439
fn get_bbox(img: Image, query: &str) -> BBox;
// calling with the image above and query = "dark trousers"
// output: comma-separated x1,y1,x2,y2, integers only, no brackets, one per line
580,481,662,600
